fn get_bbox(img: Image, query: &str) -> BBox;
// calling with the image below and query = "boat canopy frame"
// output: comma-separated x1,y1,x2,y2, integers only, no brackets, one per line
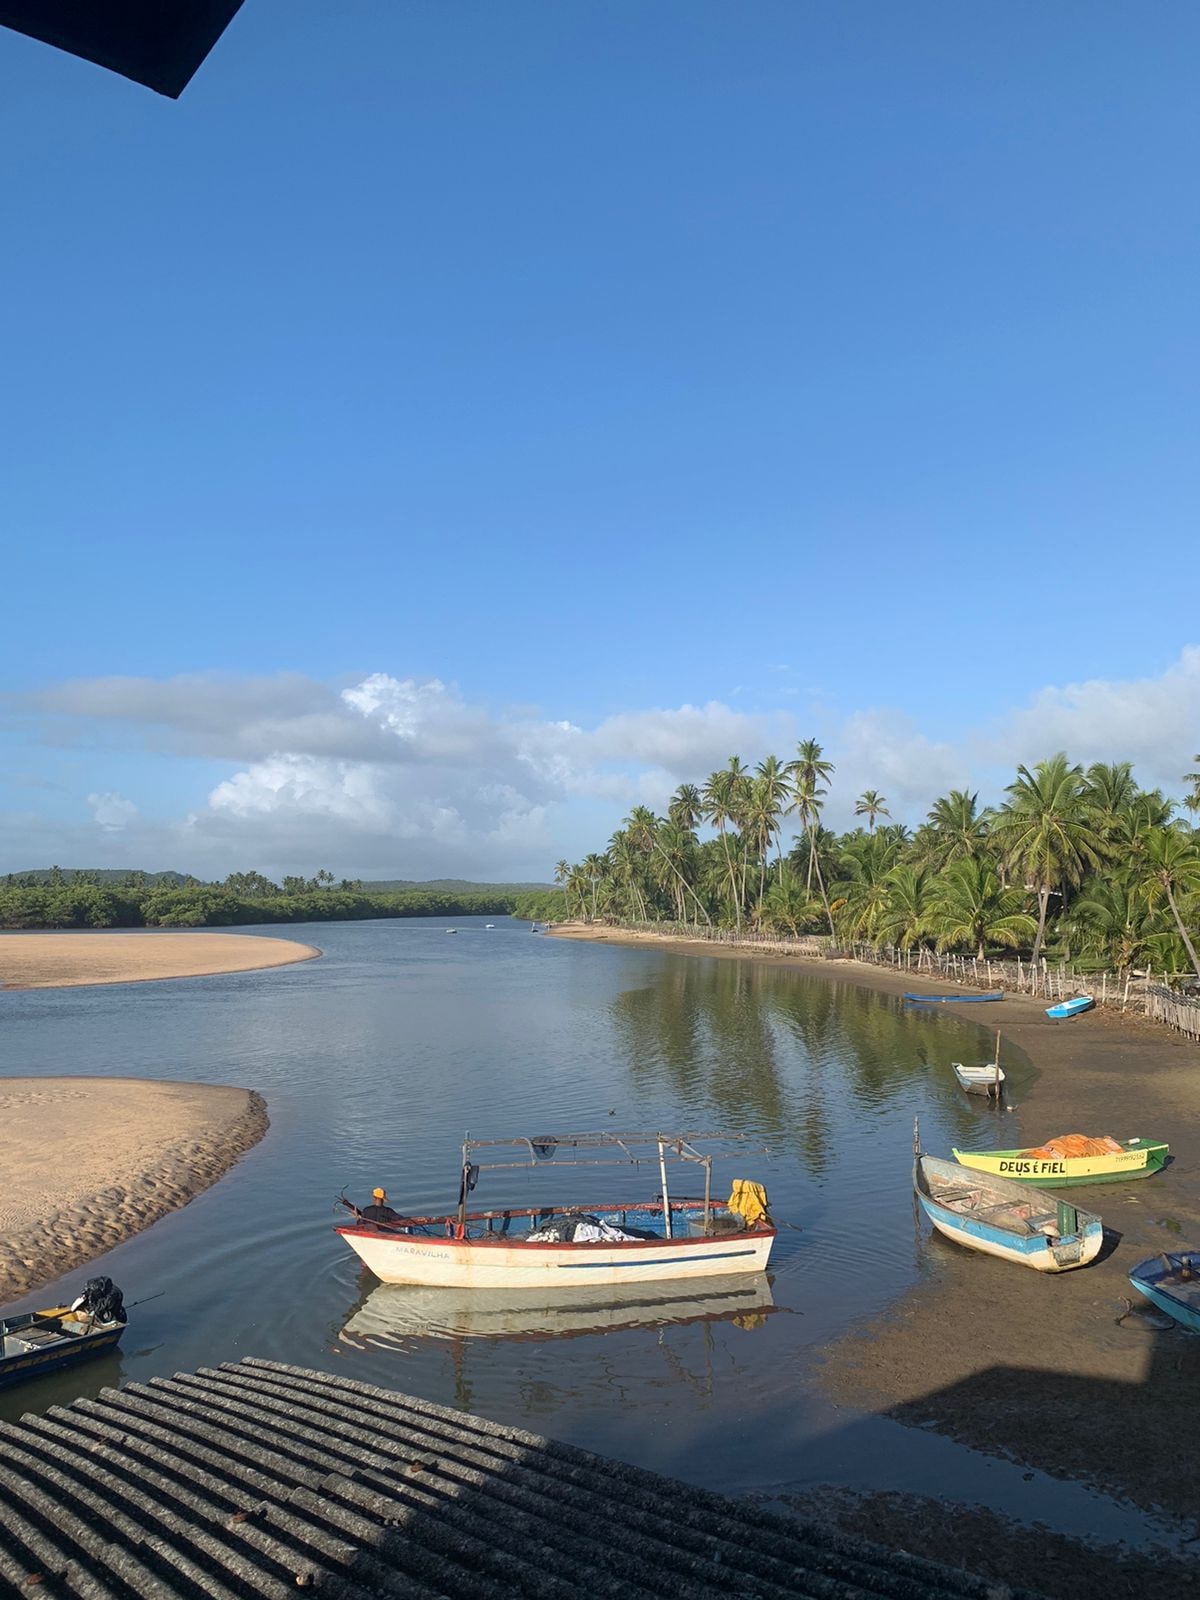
457,1130,761,1238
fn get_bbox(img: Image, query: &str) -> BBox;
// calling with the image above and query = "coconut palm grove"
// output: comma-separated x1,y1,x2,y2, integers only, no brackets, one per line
517,746,1200,981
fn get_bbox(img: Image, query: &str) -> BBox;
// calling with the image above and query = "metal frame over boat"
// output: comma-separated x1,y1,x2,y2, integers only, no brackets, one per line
953,1136,1168,1186
336,1131,777,1289
1128,1251,1200,1333
915,1151,1103,1272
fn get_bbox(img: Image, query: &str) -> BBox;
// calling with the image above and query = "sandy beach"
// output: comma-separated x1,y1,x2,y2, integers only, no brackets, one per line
550,923,1200,1590
0,1077,269,1304
0,930,320,990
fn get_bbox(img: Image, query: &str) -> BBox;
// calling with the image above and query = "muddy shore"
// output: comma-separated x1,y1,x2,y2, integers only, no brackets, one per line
0,1078,269,1303
0,930,320,990
550,924,1200,1569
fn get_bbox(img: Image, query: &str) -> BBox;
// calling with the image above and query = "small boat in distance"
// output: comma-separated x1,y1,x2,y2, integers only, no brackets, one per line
445,928,457,934
1128,1251,1200,1333
485,923,496,929
336,1131,776,1289
951,1029,1005,1098
953,1061,1006,1097
915,1153,1103,1272
953,1135,1168,1186
904,991,1003,1004
0,1278,127,1390
1046,995,1094,1020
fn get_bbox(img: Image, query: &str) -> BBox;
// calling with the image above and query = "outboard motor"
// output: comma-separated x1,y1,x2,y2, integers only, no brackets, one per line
70,1277,127,1325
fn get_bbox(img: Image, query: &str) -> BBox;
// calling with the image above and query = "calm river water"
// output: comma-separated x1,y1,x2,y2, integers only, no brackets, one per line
5,917,1167,1542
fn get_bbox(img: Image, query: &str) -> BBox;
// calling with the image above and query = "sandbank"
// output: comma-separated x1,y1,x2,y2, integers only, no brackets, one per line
550,923,1200,1556
0,1077,268,1303
0,930,320,990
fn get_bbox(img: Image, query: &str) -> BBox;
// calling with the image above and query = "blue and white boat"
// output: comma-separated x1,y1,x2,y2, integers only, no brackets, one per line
1128,1251,1200,1332
1045,995,1094,1020
915,1154,1103,1272
904,991,1004,1005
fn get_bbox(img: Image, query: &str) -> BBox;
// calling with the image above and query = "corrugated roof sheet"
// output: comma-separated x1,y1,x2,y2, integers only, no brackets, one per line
0,1357,1039,1597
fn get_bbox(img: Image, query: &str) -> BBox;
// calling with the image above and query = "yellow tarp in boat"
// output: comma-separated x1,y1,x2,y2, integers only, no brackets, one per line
728,1179,770,1227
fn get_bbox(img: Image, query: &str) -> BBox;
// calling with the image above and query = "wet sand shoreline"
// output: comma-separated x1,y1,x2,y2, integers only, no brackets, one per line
0,930,321,990
549,923,1200,1572
0,1077,269,1304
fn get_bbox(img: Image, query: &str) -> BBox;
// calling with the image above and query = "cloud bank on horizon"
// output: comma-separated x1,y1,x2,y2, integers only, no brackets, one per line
5,648,1199,880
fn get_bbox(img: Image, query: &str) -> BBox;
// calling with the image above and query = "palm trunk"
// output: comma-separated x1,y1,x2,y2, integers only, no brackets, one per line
1165,884,1200,980
810,837,836,939
654,840,711,926
717,822,741,934
1030,885,1050,967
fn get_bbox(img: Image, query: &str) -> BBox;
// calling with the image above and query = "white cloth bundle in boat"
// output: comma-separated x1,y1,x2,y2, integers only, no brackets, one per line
525,1217,643,1243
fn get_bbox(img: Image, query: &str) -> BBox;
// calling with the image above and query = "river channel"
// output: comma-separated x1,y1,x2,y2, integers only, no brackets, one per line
3,916,1174,1547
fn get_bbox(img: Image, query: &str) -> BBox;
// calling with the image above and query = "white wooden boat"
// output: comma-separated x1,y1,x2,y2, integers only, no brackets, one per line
952,1061,1006,1097
915,1153,1103,1272
336,1131,776,1289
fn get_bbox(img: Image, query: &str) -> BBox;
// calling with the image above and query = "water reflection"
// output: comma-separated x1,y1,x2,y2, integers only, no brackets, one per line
337,1271,777,1349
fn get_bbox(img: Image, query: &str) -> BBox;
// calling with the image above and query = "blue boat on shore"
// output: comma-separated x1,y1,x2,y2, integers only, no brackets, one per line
1128,1252,1200,1333
1045,995,1094,1020
904,991,1004,1005
915,1153,1103,1272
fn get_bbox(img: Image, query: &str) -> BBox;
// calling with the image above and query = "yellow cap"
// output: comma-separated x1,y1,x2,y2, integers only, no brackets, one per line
372,1187,386,1200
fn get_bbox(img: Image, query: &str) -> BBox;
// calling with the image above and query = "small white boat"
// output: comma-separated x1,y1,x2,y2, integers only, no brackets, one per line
952,1061,1006,1097
916,1153,1103,1272
485,923,496,929
951,1028,1005,1098
336,1131,776,1290
445,928,457,934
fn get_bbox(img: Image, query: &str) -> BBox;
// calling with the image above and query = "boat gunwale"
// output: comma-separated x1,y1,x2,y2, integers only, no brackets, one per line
336,1195,776,1251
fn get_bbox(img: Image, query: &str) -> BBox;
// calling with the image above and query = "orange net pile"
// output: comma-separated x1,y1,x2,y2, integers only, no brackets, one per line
1026,1134,1123,1159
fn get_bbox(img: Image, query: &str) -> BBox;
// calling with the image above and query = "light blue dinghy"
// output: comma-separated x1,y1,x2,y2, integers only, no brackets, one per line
1128,1251,1200,1333
1045,995,1094,1020
915,1154,1103,1272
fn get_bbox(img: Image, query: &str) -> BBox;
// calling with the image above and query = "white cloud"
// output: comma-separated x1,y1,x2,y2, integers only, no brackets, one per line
87,792,139,830
7,649,1199,879
985,647,1200,791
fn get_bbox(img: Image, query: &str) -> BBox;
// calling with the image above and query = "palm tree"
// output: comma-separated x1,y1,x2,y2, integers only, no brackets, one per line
925,858,1037,959
668,783,703,834
991,753,1103,967
919,790,988,870
788,739,836,936
625,806,711,926
758,877,822,937
554,859,572,915
1139,826,1200,980
581,853,607,921
1067,876,1160,974
872,863,931,952
1183,756,1200,820
854,790,890,832
1083,762,1139,839
702,760,749,933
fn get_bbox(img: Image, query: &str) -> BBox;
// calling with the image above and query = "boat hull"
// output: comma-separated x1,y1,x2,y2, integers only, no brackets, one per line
915,1155,1103,1272
1129,1252,1200,1333
952,1063,1005,1097
953,1140,1168,1186
337,1225,775,1288
0,1312,125,1390
905,992,1003,1004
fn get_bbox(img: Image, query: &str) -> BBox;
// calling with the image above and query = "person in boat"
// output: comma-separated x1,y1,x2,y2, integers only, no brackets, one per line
359,1187,401,1225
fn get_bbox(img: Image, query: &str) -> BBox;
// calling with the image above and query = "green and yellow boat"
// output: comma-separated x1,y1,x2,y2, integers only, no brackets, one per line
952,1135,1169,1187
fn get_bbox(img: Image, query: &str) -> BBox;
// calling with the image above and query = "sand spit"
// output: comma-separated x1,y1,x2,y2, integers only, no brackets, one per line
0,930,320,990
0,1078,269,1303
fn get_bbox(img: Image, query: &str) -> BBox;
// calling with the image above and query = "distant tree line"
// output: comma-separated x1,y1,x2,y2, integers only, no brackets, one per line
528,746,1200,981
0,869,519,929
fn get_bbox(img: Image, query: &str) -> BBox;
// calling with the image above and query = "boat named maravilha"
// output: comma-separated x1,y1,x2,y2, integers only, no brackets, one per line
953,1134,1168,1186
336,1131,776,1289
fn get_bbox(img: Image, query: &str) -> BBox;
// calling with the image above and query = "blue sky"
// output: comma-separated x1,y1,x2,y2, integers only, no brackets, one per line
2,4,1198,879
